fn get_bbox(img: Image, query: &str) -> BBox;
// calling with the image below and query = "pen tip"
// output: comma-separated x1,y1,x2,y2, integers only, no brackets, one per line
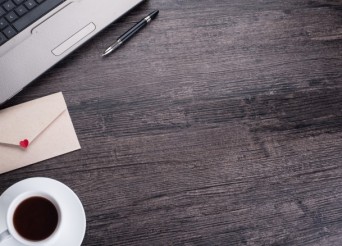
101,42,121,57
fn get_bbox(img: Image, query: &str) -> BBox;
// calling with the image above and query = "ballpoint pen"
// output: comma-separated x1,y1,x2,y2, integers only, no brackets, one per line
102,10,159,57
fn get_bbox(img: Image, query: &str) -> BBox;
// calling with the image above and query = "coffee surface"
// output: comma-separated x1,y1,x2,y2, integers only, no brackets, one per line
13,196,58,241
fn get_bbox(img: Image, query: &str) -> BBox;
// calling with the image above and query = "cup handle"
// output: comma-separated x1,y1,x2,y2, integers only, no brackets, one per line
0,230,11,243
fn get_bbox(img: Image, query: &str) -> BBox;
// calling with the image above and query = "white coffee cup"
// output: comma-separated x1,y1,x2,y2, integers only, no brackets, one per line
0,191,63,246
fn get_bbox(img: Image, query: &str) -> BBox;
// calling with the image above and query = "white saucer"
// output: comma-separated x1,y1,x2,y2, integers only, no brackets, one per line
0,178,86,246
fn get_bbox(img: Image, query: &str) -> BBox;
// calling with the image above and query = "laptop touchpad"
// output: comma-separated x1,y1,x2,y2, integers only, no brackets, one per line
52,23,95,56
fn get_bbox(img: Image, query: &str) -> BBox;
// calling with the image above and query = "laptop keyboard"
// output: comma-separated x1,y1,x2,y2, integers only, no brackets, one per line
0,0,64,46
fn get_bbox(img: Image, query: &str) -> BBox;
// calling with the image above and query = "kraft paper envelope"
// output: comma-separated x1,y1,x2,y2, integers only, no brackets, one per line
0,92,81,174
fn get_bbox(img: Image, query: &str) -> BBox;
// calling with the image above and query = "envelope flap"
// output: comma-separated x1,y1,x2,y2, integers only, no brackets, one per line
0,92,67,146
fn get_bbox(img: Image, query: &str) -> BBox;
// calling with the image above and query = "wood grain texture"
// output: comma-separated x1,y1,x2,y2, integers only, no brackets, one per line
1,0,342,245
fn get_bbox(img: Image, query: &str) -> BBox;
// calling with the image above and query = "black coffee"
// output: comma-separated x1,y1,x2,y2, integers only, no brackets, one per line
13,196,58,241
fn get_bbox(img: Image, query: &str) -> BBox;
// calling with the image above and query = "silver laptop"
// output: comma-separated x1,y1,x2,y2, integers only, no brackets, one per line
0,0,144,105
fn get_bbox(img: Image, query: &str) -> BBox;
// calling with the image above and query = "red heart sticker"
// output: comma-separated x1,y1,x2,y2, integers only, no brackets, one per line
19,139,29,149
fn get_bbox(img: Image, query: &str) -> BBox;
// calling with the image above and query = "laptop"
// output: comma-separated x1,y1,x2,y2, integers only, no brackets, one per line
0,0,144,105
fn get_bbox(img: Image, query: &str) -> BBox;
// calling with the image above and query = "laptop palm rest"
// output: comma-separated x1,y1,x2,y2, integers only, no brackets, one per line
31,2,91,50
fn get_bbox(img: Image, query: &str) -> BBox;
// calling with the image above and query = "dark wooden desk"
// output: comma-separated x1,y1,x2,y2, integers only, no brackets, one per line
1,0,342,245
